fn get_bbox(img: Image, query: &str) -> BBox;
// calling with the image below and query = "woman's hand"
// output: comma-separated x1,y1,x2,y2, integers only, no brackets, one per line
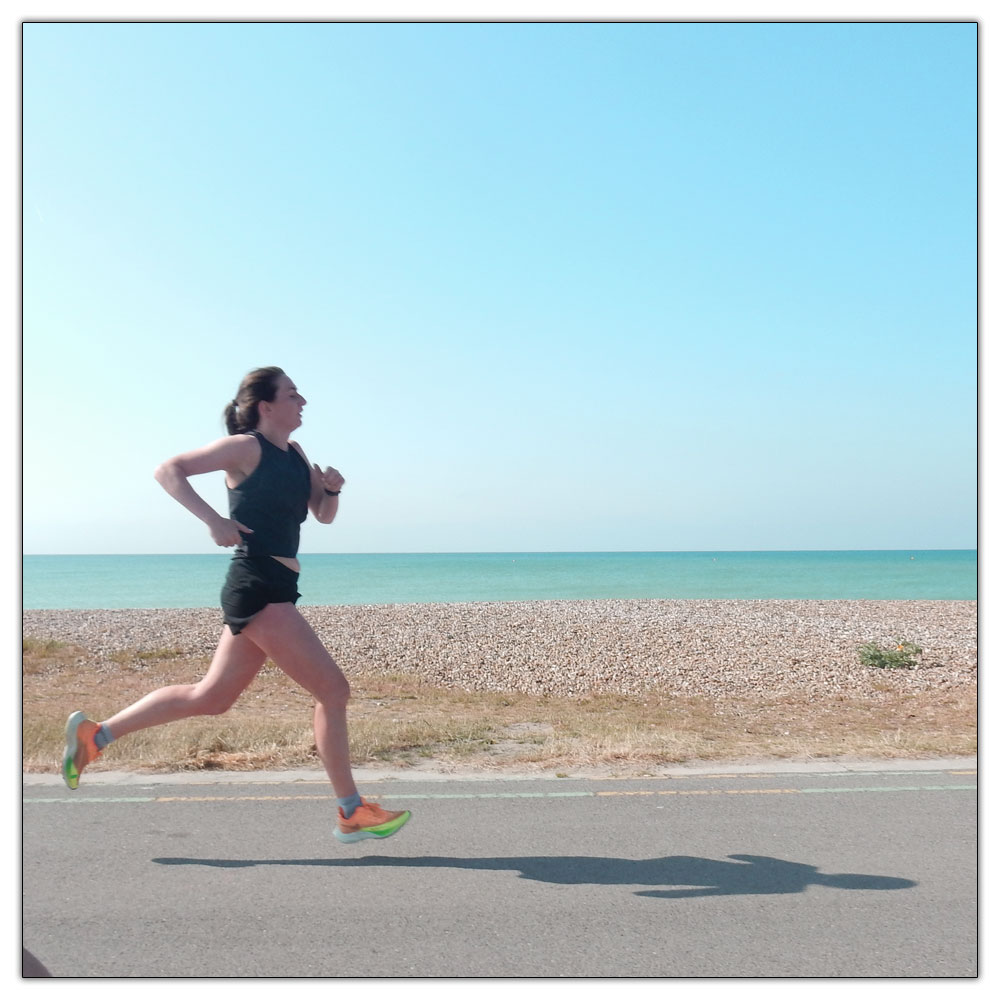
310,464,345,523
313,464,345,494
209,516,253,548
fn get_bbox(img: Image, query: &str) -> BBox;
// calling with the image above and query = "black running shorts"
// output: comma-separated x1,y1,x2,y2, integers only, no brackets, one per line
220,555,300,635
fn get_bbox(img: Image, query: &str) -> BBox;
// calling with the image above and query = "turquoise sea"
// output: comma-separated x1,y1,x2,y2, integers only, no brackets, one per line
21,551,977,609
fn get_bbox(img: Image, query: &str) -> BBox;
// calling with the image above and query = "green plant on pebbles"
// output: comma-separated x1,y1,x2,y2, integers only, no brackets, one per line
857,640,923,670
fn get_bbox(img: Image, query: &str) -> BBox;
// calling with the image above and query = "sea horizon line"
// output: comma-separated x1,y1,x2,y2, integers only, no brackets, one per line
22,548,978,558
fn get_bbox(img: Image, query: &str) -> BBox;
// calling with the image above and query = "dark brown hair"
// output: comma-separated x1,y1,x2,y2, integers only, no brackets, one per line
223,366,285,435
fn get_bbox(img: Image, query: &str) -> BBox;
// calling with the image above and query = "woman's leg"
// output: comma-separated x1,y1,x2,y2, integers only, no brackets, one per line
240,602,357,799
100,627,267,739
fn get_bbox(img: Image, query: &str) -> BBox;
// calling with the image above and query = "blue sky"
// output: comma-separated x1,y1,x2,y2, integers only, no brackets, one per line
21,19,977,554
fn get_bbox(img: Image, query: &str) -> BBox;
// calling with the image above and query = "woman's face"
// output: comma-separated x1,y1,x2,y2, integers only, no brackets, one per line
263,374,307,430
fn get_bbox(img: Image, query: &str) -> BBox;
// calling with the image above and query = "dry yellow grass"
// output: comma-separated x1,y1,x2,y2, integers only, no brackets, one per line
22,637,977,776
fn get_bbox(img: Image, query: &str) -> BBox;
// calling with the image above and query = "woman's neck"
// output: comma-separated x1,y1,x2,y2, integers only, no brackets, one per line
254,423,291,450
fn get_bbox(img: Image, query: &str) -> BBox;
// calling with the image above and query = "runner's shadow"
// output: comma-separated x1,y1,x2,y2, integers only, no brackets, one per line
151,853,916,898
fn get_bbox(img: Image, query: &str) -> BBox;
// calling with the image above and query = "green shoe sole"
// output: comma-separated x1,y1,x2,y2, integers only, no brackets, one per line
61,711,87,790
334,810,411,843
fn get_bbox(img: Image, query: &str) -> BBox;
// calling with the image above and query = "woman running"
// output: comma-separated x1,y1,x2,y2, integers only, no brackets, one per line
61,366,410,844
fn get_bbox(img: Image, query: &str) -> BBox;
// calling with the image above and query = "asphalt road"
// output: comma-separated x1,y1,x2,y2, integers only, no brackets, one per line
22,759,977,978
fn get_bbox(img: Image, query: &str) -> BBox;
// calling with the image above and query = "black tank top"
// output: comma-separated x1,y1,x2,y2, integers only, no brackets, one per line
228,431,311,558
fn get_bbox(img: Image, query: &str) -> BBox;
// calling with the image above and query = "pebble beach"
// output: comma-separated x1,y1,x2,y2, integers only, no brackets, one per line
22,599,977,701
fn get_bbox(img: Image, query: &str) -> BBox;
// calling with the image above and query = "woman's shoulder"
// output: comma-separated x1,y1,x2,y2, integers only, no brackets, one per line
216,432,262,473
165,433,261,480
224,432,263,455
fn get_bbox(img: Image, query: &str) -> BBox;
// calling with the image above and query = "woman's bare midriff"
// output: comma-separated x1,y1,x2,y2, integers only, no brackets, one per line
271,555,300,572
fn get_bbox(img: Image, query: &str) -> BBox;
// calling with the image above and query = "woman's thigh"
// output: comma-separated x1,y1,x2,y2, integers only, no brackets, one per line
241,602,349,703
195,627,269,702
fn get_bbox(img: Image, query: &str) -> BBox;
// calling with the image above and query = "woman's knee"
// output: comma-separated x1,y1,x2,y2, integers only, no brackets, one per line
317,670,351,708
189,682,241,716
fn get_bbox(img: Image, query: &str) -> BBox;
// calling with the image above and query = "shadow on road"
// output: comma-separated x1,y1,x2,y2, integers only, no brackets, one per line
151,853,917,898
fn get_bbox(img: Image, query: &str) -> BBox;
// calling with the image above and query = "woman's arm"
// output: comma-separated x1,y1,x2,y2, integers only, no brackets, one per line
291,442,345,525
154,435,259,547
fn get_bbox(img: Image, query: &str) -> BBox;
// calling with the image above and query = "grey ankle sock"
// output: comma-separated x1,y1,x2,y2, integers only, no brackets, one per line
93,724,114,751
337,792,362,818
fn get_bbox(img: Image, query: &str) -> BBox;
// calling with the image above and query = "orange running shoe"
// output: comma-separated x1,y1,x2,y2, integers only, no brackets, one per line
334,796,411,843
61,712,102,790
